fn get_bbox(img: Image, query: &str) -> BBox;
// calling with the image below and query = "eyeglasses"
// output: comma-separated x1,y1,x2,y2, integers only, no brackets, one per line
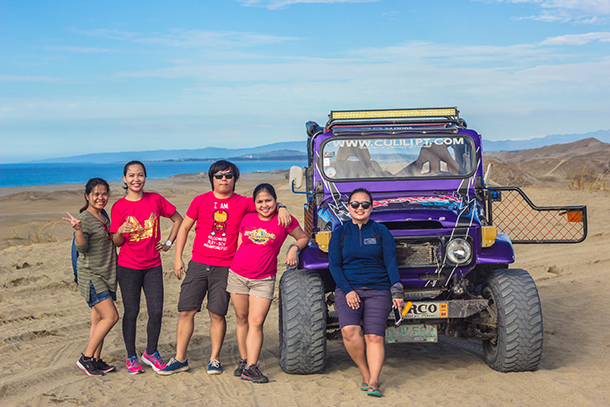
214,173,234,180
349,201,372,210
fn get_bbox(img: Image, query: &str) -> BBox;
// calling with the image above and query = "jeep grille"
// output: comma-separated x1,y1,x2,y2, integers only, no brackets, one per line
395,241,439,267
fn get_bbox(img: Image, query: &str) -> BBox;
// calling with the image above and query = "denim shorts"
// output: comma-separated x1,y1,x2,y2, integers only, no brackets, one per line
86,281,117,308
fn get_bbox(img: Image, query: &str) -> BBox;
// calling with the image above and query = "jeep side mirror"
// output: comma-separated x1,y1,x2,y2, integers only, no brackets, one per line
484,163,492,185
289,166,304,189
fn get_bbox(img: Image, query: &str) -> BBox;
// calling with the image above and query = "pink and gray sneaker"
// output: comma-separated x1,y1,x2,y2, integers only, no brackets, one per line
126,355,144,374
141,350,167,371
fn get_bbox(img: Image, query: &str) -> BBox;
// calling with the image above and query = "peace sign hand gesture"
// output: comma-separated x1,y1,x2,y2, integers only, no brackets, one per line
62,212,82,231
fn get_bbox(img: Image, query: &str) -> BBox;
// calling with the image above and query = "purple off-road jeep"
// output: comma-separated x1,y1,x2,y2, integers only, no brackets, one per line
278,108,587,374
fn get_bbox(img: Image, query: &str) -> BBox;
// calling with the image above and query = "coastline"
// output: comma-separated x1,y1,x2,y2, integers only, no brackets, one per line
0,172,291,250
1,172,609,406
0,160,304,189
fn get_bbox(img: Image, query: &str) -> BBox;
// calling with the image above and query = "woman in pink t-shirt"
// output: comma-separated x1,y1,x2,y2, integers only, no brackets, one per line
111,160,183,374
227,183,309,384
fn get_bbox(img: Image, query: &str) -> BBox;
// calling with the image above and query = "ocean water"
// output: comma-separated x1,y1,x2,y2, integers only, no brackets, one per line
0,160,307,188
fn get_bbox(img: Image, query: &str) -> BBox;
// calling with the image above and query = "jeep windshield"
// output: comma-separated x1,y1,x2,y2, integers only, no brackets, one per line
319,134,477,181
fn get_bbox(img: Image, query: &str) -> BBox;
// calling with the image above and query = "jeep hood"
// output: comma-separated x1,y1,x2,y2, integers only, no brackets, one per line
369,194,480,228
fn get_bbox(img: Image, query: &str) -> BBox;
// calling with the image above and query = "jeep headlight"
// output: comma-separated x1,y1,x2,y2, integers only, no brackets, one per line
446,238,472,264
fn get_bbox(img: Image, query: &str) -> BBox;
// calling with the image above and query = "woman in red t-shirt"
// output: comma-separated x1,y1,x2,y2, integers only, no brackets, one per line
110,160,183,374
227,183,309,384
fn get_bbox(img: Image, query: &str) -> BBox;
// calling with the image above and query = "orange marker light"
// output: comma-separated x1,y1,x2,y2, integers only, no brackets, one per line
567,211,583,223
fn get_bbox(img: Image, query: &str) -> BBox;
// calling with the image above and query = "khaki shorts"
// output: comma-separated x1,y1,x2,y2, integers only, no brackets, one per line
226,269,275,300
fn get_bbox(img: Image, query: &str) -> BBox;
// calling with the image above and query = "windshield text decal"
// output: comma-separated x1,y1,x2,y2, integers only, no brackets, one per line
331,137,464,150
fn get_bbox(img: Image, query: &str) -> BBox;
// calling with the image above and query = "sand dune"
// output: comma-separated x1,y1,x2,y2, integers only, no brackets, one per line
485,138,610,187
1,172,609,406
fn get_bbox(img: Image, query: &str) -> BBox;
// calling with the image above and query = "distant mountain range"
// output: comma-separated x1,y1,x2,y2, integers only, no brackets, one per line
163,149,307,162
33,130,610,163
34,141,306,163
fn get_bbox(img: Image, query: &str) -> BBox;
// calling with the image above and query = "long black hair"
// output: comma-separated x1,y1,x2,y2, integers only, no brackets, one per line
80,178,110,213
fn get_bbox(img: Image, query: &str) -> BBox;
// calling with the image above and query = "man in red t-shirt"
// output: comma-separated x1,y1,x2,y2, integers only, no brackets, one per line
158,160,291,376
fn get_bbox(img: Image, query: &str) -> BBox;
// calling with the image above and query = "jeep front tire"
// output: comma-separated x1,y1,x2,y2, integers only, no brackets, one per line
482,268,543,372
278,269,327,374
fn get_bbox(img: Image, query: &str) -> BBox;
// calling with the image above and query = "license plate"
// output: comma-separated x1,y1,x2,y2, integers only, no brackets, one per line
402,302,448,319
385,324,438,343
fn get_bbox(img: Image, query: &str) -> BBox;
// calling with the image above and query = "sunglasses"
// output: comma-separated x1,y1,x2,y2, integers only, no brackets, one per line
349,201,372,210
214,173,234,180
102,223,111,239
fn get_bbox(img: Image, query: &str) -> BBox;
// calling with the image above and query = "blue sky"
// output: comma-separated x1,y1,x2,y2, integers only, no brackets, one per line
1,0,609,163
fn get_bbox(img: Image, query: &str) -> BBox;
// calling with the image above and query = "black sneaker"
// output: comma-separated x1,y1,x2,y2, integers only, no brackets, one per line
95,358,116,373
240,364,269,383
233,358,247,377
77,354,104,377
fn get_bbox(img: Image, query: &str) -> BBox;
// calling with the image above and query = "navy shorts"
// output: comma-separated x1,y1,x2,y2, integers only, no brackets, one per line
86,281,116,308
335,287,392,337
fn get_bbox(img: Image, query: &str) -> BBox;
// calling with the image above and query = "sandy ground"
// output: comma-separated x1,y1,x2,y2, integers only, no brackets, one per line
1,173,609,407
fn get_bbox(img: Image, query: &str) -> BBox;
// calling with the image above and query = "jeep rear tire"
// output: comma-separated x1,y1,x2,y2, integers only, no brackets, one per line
279,269,327,374
482,268,543,372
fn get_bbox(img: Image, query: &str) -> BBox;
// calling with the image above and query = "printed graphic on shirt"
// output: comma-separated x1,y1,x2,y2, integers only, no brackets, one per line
211,209,228,237
204,234,228,252
363,238,377,245
244,228,276,245
126,213,158,242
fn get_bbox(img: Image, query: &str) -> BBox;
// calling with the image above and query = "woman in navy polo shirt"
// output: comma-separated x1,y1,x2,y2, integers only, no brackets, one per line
329,188,404,398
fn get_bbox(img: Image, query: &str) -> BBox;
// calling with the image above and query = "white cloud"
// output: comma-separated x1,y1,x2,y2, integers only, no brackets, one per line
75,28,300,49
74,28,141,40
6,27,610,158
134,30,301,48
43,46,110,53
236,0,378,10
346,41,544,67
498,0,610,23
111,40,610,105
0,75,68,83
541,31,610,45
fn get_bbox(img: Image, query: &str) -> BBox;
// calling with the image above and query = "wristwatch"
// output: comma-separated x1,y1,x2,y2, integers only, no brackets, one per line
278,204,287,209
165,240,172,247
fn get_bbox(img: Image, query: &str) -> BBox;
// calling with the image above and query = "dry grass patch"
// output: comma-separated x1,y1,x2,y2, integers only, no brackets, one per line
568,167,609,191
4,220,63,246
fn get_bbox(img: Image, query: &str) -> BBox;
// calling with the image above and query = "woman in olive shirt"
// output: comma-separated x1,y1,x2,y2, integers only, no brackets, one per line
64,178,119,376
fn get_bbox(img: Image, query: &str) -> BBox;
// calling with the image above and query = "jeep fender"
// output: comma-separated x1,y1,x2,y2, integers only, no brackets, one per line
477,232,514,264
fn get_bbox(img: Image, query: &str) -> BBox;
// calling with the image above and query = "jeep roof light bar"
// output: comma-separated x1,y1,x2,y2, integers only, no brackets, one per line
326,107,461,129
